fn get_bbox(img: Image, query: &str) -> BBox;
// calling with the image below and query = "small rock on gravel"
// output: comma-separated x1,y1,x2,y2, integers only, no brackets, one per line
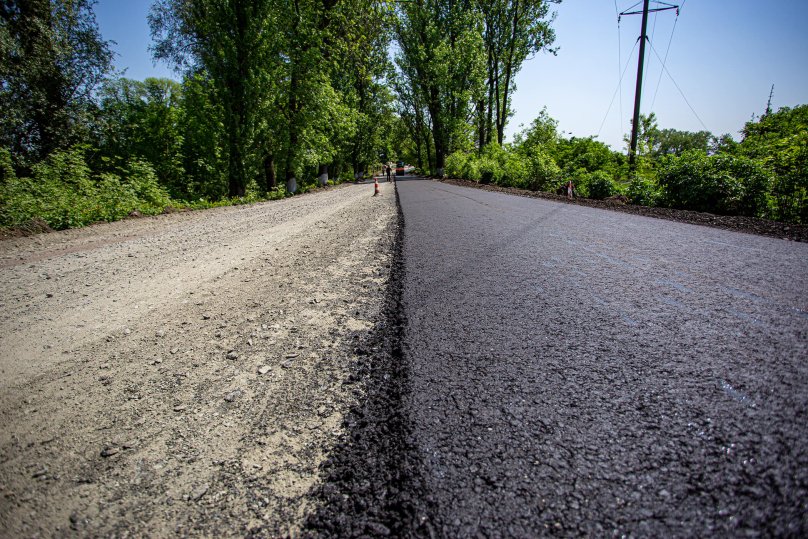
226,350,239,360
100,446,119,458
224,389,243,402
191,483,209,501
257,365,272,375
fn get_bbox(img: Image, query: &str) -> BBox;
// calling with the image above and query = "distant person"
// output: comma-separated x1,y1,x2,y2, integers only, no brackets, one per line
386,165,392,182
566,179,575,199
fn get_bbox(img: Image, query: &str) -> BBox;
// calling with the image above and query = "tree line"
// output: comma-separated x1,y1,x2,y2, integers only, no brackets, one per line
2,0,805,230
1,0,396,229
440,106,807,224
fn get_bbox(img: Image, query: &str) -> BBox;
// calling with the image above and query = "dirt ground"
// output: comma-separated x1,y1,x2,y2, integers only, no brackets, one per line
0,181,397,537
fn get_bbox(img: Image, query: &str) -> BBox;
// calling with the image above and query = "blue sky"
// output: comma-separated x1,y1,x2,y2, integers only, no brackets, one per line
95,0,808,151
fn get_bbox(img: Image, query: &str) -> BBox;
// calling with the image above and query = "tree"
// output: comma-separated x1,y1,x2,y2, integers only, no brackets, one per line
738,105,808,222
150,0,276,197
476,0,558,146
652,128,713,158
395,0,486,175
0,0,113,167
97,77,186,196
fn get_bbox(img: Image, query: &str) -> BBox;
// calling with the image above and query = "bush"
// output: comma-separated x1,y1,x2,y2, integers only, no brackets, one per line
524,148,561,191
0,146,171,230
445,151,468,179
0,147,14,183
626,174,662,206
500,152,528,188
657,150,772,216
586,170,616,200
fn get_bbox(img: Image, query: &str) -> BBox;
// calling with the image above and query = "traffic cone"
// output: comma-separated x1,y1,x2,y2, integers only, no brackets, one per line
373,177,380,196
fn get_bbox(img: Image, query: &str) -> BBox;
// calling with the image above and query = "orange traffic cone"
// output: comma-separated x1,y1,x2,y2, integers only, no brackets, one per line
373,177,380,196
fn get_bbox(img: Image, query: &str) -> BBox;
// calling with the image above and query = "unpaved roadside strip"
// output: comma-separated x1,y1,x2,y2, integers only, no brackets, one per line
0,181,396,536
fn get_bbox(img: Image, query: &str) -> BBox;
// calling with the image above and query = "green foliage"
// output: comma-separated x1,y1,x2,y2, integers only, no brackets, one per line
626,174,662,206
553,136,618,176
0,0,113,164
445,151,469,180
584,170,616,200
524,147,561,191
738,105,808,223
97,77,187,196
0,146,15,182
652,128,713,158
657,150,772,216
0,146,170,230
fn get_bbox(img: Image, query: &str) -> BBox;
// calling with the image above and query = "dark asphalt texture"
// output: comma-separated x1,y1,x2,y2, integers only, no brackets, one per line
394,178,808,537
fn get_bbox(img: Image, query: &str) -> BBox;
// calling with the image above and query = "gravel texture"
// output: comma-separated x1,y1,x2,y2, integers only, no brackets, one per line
396,178,808,536
0,181,397,536
440,177,808,243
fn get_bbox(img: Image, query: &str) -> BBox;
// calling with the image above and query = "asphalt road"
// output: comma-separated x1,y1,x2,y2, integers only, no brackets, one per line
396,178,808,536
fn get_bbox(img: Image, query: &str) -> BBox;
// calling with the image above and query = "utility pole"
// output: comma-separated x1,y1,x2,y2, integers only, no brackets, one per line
621,1,679,171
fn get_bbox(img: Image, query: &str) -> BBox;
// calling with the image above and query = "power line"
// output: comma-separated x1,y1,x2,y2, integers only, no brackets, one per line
615,0,624,137
648,39,709,132
649,11,679,111
597,40,640,139
643,9,659,98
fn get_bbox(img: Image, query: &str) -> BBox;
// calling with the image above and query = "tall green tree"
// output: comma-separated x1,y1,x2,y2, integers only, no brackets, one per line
476,0,558,147
395,0,485,175
651,128,714,158
0,0,112,167
150,0,276,197
97,77,186,195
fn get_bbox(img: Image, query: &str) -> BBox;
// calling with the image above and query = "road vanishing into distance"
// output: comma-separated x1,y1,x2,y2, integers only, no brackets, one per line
2,178,807,537
384,177,807,536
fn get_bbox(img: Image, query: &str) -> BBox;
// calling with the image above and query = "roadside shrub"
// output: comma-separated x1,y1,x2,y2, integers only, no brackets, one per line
657,150,772,216
0,146,172,230
500,151,529,188
586,170,617,200
765,131,807,223
0,147,14,183
477,144,503,184
445,151,468,179
126,158,172,209
524,148,561,191
626,173,662,206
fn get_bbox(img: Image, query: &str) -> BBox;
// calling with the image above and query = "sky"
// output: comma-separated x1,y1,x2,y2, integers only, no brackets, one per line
95,0,808,152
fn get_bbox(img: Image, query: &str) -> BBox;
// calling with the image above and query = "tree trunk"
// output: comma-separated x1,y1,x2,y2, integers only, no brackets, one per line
497,0,521,146
226,1,249,197
286,169,297,194
263,153,276,192
226,104,246,197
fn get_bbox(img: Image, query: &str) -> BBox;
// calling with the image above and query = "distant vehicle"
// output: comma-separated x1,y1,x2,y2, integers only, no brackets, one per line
396,161,405,176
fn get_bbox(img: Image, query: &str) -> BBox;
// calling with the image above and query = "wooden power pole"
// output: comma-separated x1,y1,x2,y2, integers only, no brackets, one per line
621,1,679,170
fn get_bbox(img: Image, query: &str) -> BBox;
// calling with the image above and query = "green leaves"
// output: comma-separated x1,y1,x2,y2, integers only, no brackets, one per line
0,146,171,230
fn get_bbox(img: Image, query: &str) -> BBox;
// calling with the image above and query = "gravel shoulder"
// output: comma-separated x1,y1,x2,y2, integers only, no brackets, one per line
0,181,397,536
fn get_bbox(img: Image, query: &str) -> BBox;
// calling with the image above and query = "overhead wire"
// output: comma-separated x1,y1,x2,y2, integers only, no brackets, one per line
651,0,687,110
597,39,641,140
643,8,659,105
649,10,679,111
648,39,709,132
615,0,624,137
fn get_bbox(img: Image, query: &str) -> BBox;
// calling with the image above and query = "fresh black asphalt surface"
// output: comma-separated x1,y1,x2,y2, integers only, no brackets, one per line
393,177,808,537
307,177,808,537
